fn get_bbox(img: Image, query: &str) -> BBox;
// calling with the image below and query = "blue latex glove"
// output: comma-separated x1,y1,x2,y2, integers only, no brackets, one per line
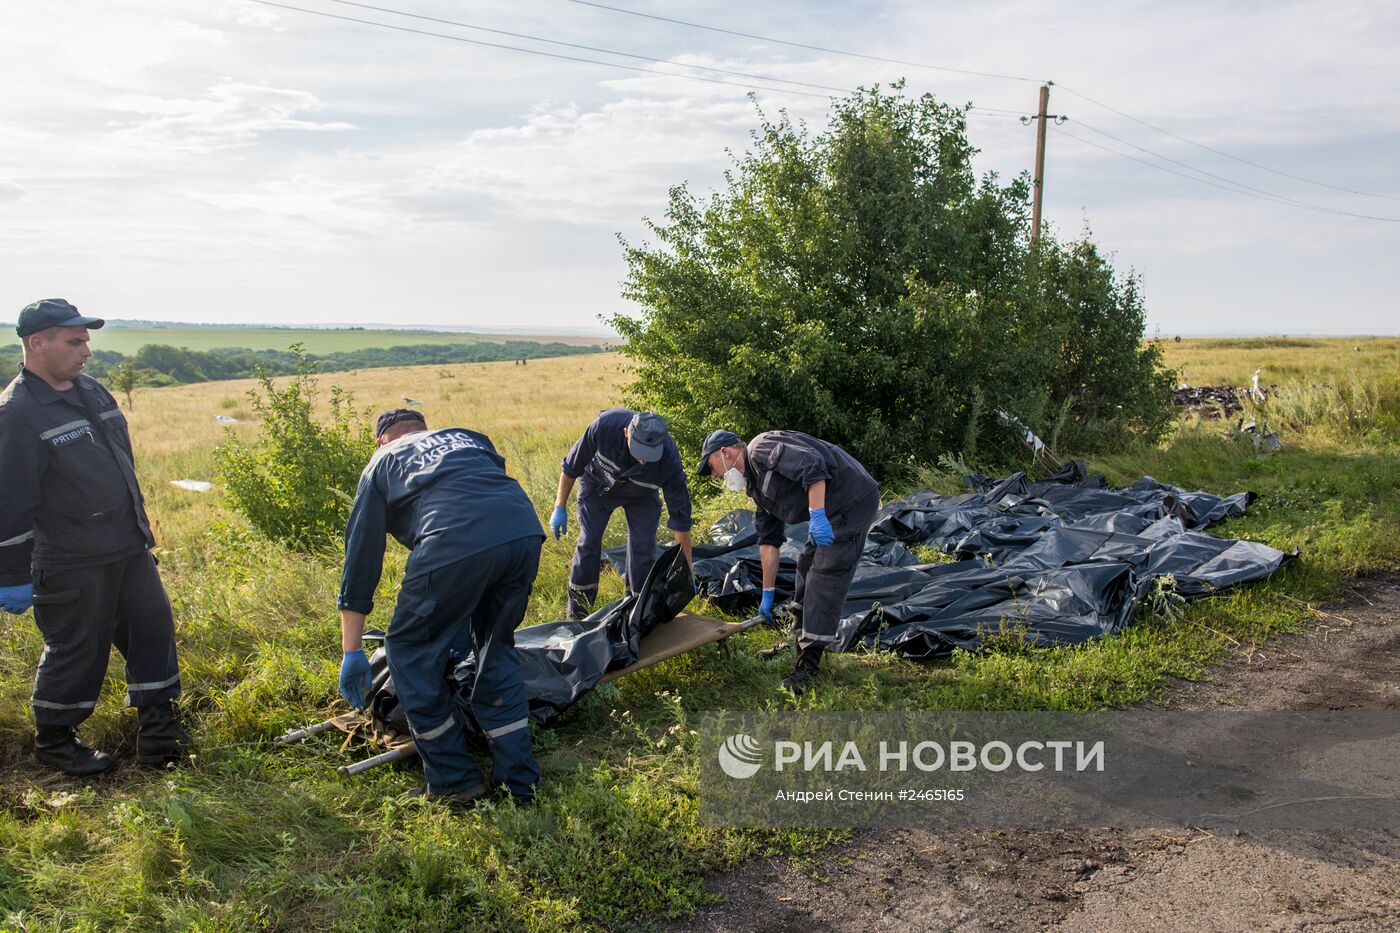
339,650,373,708
549,505,568,539
809,507,834,547
0,584,33,614
758,588,776,625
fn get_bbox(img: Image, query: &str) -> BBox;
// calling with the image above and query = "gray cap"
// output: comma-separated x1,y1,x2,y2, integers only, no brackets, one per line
696,429,743,476
16,298,105,338
375,408,427,439
627,410,669,462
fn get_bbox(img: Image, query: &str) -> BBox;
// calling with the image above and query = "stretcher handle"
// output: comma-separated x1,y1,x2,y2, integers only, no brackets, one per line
274,719,338,746
337,742,418,777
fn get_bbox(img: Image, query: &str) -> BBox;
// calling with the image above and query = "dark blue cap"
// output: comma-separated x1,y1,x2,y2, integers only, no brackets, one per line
375,408,426,439
17,298,105,339
696,428,743,476
627,410,669,462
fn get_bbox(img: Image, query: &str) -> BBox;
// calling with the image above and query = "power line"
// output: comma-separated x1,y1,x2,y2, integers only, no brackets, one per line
246,0,836,99
247,1,1393,224
1069,117,1393,220
320,0,851,95
970,105,1034,116
559,2,1398,206
559,0,1042,84
1051,124,1400,223
1056,83,1400,202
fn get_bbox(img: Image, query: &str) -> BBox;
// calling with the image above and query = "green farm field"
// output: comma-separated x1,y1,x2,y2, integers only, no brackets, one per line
0,340,1397,930
22,325,610,357
1160,335,1400,386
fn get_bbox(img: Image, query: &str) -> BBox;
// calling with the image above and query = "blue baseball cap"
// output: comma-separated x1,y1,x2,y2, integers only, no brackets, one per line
16,298,105,338
696,429,743,476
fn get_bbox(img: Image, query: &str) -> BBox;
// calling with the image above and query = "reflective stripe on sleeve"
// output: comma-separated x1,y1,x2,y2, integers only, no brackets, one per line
99,408,123,421
0,531,34,548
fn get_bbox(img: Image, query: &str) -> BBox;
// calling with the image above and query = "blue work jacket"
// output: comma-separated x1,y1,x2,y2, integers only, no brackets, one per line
338,428,544,614
560,408,692,533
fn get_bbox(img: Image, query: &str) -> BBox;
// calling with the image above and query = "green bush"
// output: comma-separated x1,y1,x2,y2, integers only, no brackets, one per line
214,348,375,552
613,84,1175,482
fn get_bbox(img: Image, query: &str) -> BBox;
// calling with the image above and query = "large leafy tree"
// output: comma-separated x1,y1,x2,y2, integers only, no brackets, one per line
614,84,1173,483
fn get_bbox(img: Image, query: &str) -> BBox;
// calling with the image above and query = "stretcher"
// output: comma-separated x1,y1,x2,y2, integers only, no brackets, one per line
275,610,763,776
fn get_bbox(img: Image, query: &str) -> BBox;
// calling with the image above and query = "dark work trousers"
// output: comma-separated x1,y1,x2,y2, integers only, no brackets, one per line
793,492,880,652
567,490,662,619
385,536,542,798
29,551,181,726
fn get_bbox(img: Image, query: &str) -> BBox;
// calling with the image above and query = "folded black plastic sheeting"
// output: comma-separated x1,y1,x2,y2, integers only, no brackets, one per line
363,544,696,738
606,519,920,614
606,461,1293,662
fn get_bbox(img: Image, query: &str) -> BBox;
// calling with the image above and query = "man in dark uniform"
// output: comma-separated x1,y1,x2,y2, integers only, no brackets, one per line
550,408,693,620
337,409,546,805
0,298,188,775
697,429,879,695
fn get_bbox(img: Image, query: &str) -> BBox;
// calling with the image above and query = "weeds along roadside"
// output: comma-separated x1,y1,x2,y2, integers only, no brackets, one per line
0,347,1397,930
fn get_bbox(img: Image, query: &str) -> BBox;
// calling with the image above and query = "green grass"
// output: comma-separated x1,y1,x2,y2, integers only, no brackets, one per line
0,349,1396,930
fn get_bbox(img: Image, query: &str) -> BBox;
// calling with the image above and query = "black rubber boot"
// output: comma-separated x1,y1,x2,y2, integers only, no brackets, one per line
34,725,115,776
136,703,192,766
780,645,824,697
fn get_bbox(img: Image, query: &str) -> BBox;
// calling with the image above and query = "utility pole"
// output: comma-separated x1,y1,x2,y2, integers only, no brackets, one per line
1023,82,1064,247
1031,83,1050,246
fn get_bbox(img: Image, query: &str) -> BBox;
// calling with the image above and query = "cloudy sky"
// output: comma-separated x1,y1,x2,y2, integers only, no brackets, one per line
3,0,1397,334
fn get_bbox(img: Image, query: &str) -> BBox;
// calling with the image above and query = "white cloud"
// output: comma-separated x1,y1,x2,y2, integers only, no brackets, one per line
0,0,1396,332
397,93,762,223
105,82,357,153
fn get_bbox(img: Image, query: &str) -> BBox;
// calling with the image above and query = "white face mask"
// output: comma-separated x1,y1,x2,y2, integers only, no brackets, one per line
723,465,746,492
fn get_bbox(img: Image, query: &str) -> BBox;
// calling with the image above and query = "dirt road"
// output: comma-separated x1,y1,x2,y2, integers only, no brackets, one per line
666,576,1400,932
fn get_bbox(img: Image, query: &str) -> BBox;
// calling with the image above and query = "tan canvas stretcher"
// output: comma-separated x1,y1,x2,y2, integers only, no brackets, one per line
276,610,758,776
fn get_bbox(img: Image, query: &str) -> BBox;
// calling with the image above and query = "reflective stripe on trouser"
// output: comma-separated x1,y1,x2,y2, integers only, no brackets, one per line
30,551,180,726
567,490,662,619
385,536,543,798
793,492,880,653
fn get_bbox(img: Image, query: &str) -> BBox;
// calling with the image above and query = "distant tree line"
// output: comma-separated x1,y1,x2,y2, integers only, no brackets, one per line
2,340,603,388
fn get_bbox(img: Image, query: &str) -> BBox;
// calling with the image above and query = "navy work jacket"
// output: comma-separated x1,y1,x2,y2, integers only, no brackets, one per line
745,431,879,548
560,407,692,533
338,428,544,614
0,367,151,585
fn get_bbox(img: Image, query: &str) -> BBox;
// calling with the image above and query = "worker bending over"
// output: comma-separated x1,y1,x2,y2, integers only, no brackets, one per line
697,429,879,695
551,408,692,619
338,409,545,806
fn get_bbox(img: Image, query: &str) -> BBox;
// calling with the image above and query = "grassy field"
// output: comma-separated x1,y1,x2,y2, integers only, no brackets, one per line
0,340,1397,930
35,325,612,356
1160,335,1400,386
